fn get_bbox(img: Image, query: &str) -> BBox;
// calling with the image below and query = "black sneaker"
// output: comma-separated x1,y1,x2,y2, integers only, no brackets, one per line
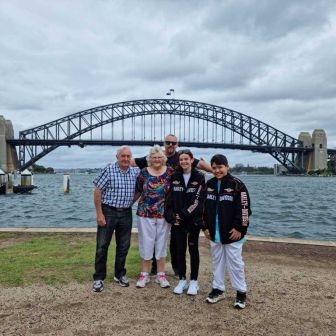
92,280,104,292
113,275,130,287
234,291,246,309
206,288,225,304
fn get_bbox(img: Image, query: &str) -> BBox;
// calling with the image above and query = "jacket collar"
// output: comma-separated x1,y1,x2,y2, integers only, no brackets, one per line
208,174,232,192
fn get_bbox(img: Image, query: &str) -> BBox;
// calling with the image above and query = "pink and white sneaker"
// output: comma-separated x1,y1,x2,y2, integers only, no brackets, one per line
136,273,150,288
155,272,170,288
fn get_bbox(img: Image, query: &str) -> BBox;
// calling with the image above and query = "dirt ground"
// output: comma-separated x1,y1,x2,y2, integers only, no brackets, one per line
0,237,335,336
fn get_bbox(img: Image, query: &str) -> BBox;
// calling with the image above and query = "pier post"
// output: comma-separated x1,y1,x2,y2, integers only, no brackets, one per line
63,174,70,193
6,173,13,194
0,168,5,194
21,169,32,186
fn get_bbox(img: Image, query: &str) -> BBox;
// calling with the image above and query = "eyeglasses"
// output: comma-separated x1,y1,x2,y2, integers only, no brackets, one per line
164,141,177,146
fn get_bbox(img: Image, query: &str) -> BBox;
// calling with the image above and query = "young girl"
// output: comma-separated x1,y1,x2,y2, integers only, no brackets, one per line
164,149,206,295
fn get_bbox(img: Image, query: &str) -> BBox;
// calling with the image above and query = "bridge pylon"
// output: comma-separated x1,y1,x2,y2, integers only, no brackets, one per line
0,116,19,172
312,129,327,170
298,129,327,172
298,132,313,172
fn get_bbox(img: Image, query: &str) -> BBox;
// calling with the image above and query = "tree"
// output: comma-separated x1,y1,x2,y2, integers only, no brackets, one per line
32,164,54,174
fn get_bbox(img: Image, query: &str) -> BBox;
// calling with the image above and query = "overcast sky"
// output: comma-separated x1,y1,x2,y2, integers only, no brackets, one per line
1,0,336,168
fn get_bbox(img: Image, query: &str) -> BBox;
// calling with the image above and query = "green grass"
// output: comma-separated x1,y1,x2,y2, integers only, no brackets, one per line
0,232,18,239
0,233,141,287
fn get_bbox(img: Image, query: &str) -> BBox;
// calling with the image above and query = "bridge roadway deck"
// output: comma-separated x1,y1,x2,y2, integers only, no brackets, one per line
7,139,310,153
0,227,335,247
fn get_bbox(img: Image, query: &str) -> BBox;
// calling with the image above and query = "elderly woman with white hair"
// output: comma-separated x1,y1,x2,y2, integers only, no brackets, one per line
134,145,174,288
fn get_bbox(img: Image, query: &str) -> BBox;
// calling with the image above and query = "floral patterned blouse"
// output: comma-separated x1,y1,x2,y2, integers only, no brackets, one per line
136,167,174,218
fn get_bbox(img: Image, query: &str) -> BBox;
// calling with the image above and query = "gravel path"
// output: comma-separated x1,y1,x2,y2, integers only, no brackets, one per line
0,239,335,336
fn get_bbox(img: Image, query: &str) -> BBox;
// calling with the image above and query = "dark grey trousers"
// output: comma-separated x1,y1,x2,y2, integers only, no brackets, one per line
93,205,132,281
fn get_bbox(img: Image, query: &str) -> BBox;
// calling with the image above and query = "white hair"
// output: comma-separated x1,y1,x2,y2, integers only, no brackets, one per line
116,146,132,157
146,145,167,166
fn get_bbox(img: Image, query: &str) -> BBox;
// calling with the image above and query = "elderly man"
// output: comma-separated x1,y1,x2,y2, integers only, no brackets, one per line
132,134,212,275
92,146,140,292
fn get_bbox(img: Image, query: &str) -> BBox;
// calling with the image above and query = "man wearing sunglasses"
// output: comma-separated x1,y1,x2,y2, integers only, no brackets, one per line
132,134,212,275
133,134,211,172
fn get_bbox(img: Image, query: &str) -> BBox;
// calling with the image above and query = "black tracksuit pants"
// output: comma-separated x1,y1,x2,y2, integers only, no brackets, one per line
171,221,201,280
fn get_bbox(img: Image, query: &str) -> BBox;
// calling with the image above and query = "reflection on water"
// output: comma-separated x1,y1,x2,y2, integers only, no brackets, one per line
0,174,335,241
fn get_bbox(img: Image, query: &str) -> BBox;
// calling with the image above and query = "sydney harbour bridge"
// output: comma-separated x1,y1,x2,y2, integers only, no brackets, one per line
1,99,335,173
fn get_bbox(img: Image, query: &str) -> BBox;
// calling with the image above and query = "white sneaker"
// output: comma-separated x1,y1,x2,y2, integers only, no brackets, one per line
155,273,170,288
136,273,150,288
187,280,199,295
173,280,188,295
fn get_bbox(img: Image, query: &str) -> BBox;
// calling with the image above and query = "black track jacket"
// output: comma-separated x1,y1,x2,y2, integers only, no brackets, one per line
204,174,252,244
164,168,206,229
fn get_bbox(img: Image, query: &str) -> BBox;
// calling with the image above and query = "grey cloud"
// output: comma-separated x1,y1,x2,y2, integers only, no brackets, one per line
203,0,335,40
1,0,336,167
128,61,206,82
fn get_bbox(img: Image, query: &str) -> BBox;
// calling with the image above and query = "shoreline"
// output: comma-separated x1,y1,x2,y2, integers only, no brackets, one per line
0,227,335,247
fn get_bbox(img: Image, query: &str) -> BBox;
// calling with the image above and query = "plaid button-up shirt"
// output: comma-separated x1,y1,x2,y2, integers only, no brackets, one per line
93,162,140,208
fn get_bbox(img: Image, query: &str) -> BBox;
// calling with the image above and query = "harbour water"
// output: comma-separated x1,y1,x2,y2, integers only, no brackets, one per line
0,174,335,241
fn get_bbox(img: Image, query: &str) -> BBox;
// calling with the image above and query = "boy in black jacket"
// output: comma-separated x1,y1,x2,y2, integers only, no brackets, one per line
203,154,251,308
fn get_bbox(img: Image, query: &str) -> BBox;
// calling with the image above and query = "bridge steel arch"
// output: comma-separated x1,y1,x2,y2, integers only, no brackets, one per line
17,99,304,172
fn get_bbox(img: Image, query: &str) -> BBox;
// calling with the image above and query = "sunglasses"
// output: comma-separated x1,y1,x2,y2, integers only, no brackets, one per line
165,141,177,146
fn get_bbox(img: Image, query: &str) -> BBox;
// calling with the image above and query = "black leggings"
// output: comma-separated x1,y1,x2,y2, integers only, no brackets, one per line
171,222,201,280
